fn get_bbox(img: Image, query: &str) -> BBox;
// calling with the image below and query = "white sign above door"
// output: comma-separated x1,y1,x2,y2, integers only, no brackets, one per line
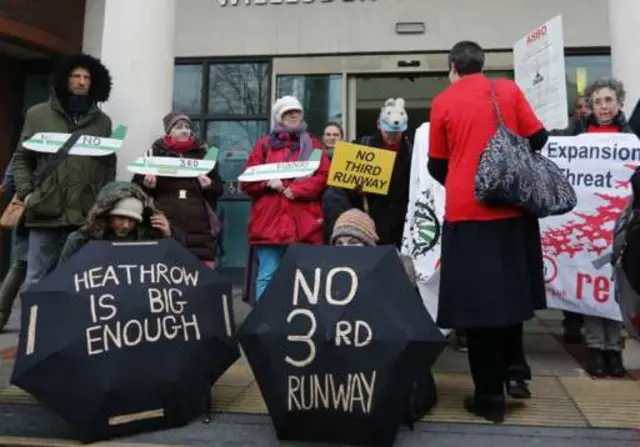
219,0,376,6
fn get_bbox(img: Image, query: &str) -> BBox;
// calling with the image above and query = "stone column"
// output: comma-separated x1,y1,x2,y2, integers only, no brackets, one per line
85,0,177,179
609,0,640,116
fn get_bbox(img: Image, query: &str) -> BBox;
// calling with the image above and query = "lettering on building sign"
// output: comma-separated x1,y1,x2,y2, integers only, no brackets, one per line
74,264,202,356
285,267,376,415
218,0,376,6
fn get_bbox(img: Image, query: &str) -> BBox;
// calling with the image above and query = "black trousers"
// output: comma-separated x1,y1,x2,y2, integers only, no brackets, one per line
562,311,584,331
466,324,531,398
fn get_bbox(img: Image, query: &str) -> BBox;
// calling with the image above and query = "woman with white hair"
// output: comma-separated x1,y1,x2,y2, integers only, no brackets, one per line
578,77,631,378
240,96,330,302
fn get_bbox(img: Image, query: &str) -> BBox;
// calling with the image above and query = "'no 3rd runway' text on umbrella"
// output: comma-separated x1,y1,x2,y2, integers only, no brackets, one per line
11,238,239,441
238,245,446,446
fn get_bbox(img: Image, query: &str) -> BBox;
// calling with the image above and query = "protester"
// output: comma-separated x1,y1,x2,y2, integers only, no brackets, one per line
240,95,330,302
577,78,630,378
323,97,412,248
57,182,172,266
573,95,591,121
132,112,223,268
322,121,344,159
551,98,592,344
12,53,115,290
0,154,27,332
428,41,549,423
330,208,437,421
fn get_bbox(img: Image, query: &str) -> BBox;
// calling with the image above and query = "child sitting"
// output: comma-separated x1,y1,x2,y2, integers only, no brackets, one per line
330,208,437,424
58,181,173,266
331,208,417,283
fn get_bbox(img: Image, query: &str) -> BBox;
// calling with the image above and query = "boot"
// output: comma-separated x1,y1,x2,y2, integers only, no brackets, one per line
463,395,505,423
506,379,532,399
0,260,27,332
586,348,607,378
605,350,627,378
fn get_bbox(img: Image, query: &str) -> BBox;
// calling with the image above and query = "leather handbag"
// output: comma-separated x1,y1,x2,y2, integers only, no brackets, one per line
474,81,577,218
0,131,83,229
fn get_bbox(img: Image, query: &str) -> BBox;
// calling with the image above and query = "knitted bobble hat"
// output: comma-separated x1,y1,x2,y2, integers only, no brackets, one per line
331,209,379,246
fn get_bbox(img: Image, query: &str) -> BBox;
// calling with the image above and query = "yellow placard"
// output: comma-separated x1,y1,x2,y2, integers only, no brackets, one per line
576,67,588,95
327,141,397,195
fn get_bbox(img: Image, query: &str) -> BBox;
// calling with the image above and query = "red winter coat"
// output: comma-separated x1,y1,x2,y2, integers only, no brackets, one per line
240,133,330,246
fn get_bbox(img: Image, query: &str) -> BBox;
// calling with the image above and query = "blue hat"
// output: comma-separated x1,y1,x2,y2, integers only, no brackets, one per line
379,97,408,132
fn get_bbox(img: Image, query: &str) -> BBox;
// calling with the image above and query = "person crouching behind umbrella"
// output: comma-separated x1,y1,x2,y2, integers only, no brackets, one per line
330,209,437,423
57,182,173,266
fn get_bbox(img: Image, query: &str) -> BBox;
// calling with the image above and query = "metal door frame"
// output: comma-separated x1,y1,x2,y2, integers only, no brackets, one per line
272,52,515,140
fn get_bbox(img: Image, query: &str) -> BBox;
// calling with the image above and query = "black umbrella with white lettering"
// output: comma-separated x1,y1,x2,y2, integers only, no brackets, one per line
238,244,446,446
10,238,239,442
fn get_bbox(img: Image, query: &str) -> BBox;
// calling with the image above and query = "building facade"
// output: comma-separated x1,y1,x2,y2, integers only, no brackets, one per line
1,0,637,273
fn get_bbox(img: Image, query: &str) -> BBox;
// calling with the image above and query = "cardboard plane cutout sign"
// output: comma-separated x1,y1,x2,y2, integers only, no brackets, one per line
237,149,322,182
127,146,219,178
22,125,128,156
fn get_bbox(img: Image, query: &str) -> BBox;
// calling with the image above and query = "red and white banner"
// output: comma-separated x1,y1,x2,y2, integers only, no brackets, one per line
540,133,640,321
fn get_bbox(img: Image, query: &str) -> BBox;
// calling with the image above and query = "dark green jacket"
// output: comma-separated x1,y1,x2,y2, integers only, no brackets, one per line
57,182,169,266
13,96,116,228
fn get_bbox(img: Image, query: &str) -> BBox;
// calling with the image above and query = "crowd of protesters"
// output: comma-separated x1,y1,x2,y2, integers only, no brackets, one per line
0,39,637,425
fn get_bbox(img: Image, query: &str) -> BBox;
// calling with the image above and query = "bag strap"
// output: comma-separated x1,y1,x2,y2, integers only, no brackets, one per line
489,81,505,127
31,131,83,190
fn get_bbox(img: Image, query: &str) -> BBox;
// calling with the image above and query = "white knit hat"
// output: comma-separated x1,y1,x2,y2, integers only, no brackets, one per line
109,197,144,222
272,95,303,124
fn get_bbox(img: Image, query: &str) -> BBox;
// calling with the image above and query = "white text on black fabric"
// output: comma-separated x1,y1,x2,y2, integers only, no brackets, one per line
285,267,376,414
74,264,202,356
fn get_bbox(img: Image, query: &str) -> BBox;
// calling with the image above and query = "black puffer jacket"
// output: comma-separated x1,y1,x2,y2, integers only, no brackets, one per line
322,133,412,247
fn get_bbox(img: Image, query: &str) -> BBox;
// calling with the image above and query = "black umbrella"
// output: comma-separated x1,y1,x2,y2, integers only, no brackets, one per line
238,244,446,446
11,238,239,441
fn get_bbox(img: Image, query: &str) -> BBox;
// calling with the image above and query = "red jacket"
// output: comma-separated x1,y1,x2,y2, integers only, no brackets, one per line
241,133,330,246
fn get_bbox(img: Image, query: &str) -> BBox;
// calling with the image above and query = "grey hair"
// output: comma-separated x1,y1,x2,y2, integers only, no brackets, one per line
585,77,626,106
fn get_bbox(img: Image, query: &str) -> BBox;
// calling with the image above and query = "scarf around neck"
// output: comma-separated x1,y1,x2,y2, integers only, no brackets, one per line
269,122,314,161
163,136,196,154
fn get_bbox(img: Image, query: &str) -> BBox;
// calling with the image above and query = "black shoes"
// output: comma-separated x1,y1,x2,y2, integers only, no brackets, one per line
605,350,627,378
464,395,505,423
587,348,627,378
586,348,607,377
506,379,532,399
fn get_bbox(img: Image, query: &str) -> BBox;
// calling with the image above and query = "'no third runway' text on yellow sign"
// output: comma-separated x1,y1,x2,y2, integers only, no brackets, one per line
327,142,397,195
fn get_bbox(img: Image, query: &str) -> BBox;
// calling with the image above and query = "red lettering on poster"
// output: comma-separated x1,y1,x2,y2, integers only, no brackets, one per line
576,271,610,303
526,25,547,45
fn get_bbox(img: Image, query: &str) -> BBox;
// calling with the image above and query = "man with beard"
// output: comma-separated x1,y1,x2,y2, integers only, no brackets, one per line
13,53,115,291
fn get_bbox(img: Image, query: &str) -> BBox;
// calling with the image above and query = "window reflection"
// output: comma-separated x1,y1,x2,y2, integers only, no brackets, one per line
565,55,611,104
208,63,270,116
276,74,342,137
206,120,268,189
173,65,203,115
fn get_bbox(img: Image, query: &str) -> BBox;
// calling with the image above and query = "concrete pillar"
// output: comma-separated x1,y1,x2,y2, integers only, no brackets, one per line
92,0,177,179
609,0,640,116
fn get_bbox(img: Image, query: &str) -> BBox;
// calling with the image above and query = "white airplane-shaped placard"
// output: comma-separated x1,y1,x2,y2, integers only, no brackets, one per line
22,125,127,156
127,146,219,178
237,149,322,182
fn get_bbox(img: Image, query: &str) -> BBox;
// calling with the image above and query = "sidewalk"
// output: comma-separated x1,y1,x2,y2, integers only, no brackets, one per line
1,297,640,444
